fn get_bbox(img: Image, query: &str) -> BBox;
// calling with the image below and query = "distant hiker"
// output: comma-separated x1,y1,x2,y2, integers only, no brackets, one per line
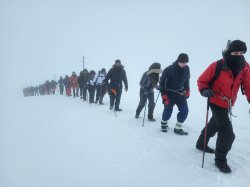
51,80,57,95
196,40,250,173
64,75,71,96
104,59,128,111
94,68,107,104
160,53,190,135
70,71,79,97
88,70,96,104
77,69,89,101
58,76,64,95
135,62,162,121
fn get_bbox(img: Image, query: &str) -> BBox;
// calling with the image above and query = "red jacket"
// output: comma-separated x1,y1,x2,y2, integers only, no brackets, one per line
70,75,79,88
197,59,250,108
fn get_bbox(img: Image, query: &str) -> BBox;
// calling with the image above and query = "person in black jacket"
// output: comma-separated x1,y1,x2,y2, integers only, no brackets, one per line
104,59,128,111
78,69,89,100
160,53,190,135
135,62,162,121
88,70,96,104
58,76,64,95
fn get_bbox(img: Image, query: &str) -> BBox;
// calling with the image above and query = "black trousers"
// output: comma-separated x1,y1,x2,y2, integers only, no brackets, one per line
109,88,122,109
95,85,106,103
88,85,96,103
59,85,64,95
197,104,235,161
136,89,155,119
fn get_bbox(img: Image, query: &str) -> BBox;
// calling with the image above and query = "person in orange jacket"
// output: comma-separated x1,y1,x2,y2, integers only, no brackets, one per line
196,40,250,173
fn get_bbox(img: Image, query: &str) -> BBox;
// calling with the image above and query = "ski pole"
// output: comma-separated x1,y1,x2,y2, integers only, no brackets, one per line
142,99,148,126
155,91,161,105
202,98,210,168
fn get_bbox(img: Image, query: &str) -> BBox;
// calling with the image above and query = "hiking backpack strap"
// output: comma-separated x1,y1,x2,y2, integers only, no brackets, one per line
209,59,223,88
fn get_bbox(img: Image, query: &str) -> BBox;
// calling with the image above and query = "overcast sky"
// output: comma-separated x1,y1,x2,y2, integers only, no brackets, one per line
1,0,250,96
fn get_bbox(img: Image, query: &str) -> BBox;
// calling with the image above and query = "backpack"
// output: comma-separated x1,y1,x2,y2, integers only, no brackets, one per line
209,59,245,95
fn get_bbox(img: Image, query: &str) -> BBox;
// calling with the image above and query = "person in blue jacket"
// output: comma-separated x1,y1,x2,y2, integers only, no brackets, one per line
160,53,190,135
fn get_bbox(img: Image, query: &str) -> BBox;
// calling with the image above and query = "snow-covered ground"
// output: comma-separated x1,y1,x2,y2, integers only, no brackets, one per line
0,89,250,187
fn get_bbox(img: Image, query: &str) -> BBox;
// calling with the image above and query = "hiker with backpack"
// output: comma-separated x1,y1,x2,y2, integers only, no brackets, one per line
195,40,250,173
135,62,162,121
94,68,107,104
104,59,128,111
160,53,190,135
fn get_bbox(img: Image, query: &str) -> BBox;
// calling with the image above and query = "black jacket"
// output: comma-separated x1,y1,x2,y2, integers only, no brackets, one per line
104,63,128,90
160,62,190,95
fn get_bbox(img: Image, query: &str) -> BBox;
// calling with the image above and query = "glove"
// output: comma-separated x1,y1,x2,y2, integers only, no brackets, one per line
162,95,170,105
201,89,214,98
125,87,128,92
185,90,190,99
248,99,250,104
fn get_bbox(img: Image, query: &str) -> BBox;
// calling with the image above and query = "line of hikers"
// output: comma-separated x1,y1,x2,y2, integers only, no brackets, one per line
23,40,250,174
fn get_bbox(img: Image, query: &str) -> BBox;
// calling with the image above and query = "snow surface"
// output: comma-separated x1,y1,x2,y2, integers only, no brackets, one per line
1,0,250,186
0,90,250,187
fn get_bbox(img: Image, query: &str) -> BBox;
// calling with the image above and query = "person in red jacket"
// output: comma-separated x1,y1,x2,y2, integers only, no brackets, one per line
196,40,250,173
70,71,79,97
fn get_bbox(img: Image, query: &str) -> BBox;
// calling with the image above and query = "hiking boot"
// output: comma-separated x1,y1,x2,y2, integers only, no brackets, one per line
215,160,232,173
174,128,188,135
161,121,168,132
148,118,156,122
135,114,139,119
196,144,215,154
115,108,122,111
109,106,113,110
99,102,104,105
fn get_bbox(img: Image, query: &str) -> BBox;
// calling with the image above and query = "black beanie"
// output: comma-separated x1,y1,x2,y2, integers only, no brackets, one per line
176,53,189,63
115,59,121,64
227,40,247,54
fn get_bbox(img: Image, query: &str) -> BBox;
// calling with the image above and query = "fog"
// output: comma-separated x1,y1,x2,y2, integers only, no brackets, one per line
1,0,250,95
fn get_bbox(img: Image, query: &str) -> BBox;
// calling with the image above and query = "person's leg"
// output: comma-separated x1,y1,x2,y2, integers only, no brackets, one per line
212,108,235,173
196,116,217,153
114,89,122,110
135,89,147,117
147,92,155,121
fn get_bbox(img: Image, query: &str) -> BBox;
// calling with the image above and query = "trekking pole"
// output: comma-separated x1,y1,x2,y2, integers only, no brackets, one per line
202,98,210,168
142,99,148,126
155,90,161,105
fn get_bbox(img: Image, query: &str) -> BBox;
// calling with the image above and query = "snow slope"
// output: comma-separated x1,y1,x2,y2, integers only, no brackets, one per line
0,90,250,187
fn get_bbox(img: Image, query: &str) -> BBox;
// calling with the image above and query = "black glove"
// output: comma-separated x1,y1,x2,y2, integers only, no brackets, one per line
248,99,250,104
201,89,214,98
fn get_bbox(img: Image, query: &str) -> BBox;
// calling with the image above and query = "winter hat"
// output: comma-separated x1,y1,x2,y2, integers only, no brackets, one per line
227,40,247,54
148,62,162,74
149,62,161,70
176,53,189,63
101,68,106,73
115,59,121,64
